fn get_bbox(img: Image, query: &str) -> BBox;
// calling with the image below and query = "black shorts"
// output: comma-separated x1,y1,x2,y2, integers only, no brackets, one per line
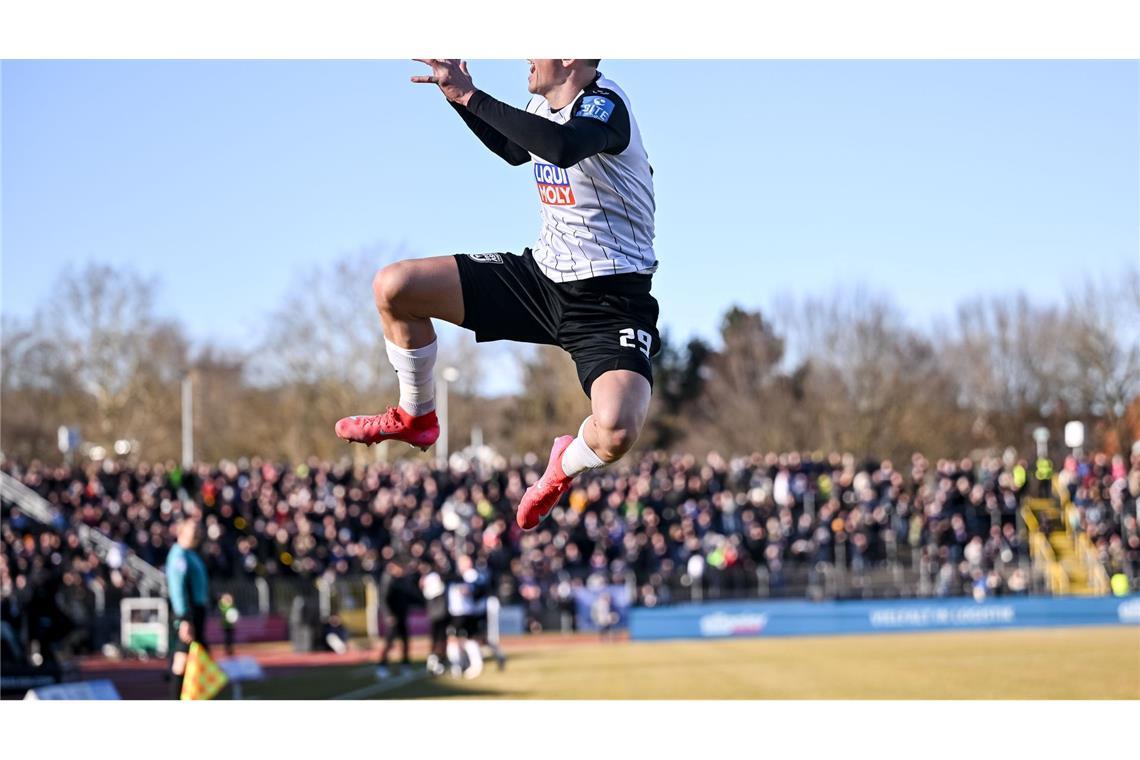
450,613,486,639
383,614,409,642
455,250,661,396
430,616,449,643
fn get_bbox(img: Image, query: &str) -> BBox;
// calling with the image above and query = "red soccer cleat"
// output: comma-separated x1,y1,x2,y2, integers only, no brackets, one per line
334,406,439,451
516,435,575,531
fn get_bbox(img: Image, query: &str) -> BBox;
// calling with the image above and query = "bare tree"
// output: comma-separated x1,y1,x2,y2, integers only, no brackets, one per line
252,247,406,460
1061,267,1140,452
501,345,589,455
782,289,972,459
1,314,81,458
691,307,791,454
19,264,191,459
6,255,1135,465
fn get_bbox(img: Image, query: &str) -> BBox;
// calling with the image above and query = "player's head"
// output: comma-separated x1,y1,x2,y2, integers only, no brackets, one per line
175,517,203,549
456,553,473,573
526,59,601,96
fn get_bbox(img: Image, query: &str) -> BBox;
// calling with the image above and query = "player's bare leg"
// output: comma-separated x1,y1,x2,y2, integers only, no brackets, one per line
335,256,465,448
579,370,652,463
516,370,651,529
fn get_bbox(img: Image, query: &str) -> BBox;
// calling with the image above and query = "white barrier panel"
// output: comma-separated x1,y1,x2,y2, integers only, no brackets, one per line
24,679,121,700
630,594,1140,641
219,656,265,700
219,656,264,682
496,604,526,636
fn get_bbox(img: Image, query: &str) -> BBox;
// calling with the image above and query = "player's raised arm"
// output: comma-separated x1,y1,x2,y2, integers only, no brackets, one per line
412,58,630,169
448,100,531,166
412,59,530,166
463,88,629,169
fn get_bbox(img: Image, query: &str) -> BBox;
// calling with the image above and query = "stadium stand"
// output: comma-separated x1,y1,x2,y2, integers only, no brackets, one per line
3,449,1138,662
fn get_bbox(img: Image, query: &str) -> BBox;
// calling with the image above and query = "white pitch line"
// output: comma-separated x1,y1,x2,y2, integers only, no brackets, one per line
331,670,428,700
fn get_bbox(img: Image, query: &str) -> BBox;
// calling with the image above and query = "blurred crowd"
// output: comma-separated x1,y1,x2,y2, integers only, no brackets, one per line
4,447,1140,653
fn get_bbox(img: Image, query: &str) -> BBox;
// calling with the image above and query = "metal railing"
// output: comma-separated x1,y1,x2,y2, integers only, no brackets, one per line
1,472,167,595
1060,496,1112,596
1021,502,1070,595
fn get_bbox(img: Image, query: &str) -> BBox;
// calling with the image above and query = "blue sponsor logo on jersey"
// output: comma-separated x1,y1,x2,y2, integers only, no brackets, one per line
575,95,615,123
534,163,571,186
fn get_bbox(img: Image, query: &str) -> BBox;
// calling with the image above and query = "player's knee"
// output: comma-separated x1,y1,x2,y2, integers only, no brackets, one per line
592,416,639,462
372,262,413,314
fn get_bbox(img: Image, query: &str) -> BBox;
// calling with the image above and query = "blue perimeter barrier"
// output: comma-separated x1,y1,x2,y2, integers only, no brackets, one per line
629,594,1140,641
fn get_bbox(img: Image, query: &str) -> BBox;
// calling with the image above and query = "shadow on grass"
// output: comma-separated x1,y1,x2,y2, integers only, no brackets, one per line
373,675,518,700
232,657,523,700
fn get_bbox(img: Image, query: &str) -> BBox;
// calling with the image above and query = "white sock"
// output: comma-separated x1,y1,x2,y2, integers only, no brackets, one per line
385,338,437,416
560,416,607,478
463,640,484,678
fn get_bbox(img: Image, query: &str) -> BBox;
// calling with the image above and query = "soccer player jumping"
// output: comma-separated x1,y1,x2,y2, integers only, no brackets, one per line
336,59,659,531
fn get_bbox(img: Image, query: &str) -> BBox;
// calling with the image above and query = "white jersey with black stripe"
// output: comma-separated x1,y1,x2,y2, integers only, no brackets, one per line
526,74,656,282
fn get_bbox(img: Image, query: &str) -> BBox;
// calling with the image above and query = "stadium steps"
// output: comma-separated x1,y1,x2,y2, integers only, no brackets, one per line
1022,493,1103,596
0,471,167,595
1051,479,1113,596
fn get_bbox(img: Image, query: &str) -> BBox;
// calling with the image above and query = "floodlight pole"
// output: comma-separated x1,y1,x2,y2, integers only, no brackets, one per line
436,376,449,468
181,375,194,468
436,366,461,468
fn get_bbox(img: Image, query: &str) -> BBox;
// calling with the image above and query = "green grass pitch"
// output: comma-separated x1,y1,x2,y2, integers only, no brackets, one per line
240,626,1140,700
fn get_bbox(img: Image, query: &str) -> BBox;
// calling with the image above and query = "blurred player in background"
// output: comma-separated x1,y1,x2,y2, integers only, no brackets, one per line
323,614,350,655
446,554,505,678
336,58,659,535
165,517,208,700
376,557,419,677
420,561,450,676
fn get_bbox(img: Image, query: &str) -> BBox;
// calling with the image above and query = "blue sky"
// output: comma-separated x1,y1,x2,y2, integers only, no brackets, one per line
3,61,1138,365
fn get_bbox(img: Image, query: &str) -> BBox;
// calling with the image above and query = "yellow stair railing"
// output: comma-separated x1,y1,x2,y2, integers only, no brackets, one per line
1019,475,1112,597
1022,502,1070,595
1058,482,1112,596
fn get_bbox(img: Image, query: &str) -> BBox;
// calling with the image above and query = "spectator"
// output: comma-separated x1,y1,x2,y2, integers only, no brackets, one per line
218,593,239,657
591,592,620,639
376,558,419,678
3,445,1136,646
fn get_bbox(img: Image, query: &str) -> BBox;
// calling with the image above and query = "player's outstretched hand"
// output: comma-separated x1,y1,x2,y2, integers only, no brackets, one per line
411,59,476,106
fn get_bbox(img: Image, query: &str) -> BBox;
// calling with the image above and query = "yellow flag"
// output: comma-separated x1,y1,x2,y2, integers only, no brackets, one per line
181,641,229,700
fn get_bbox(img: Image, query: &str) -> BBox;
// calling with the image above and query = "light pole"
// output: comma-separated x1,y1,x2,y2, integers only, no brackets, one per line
1064,420,1085,459
436,366,460,467
1032,426,1049,459
181,374,194,468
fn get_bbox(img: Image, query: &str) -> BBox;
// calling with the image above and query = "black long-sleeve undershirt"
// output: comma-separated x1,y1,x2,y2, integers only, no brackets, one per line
452,88,629,170
448,101,530,166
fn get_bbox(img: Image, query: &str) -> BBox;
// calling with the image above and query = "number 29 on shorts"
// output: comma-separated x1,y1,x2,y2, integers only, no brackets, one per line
619,328,652,358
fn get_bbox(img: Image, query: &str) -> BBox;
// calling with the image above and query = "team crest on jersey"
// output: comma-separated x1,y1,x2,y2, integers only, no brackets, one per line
575,95,615,123
466,252,504,264
534,162,576,205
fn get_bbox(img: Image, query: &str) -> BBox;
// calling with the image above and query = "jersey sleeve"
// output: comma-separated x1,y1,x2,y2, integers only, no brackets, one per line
449,101,531,166
465,87,630,169
569,87,631,155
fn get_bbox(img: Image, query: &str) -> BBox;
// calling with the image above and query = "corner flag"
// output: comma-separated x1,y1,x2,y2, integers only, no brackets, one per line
181,641,229,700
